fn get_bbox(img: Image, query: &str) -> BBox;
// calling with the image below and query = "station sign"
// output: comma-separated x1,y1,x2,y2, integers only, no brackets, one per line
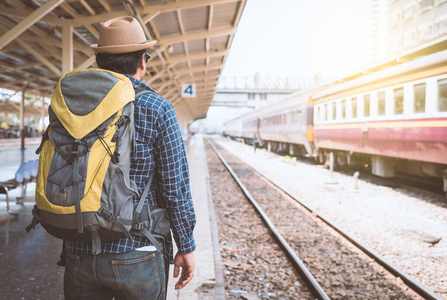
182,83,196,98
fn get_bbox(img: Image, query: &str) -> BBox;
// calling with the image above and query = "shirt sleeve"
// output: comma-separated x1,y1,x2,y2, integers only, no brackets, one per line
154,100,196,254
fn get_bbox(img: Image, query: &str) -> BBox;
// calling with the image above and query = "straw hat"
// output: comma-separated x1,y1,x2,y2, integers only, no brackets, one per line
90,16,157,54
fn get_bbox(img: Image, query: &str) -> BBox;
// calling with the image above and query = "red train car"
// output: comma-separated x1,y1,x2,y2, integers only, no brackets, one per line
312,49,447,189
224,48,447,193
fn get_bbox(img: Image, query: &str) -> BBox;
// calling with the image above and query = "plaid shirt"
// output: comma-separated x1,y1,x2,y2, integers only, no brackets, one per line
66,77,196,261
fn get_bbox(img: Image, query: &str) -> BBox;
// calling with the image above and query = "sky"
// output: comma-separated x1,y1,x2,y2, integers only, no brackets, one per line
221,0,369,84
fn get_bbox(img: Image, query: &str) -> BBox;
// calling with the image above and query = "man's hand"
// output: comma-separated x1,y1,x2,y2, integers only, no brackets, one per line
173,251,195,290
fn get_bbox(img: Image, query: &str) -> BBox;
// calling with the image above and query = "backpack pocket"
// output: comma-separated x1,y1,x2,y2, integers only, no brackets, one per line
103,162,138,220
150,208,170,239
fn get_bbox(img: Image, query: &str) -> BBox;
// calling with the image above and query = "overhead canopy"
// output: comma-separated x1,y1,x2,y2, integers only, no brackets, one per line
0,0,247,124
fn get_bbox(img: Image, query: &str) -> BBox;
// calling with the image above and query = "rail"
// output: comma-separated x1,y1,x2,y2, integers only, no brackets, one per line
207,138,330,300
219,140,444,300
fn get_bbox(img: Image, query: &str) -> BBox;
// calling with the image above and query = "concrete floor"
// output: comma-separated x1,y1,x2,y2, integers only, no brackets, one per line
0,143,64,300
0,137,223,299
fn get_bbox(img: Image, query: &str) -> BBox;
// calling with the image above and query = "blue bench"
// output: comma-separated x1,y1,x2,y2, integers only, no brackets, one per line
0,159,38,216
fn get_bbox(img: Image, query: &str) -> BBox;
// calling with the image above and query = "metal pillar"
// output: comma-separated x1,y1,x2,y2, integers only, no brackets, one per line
20,85,26,150
41,96,45,131
62,25,74,75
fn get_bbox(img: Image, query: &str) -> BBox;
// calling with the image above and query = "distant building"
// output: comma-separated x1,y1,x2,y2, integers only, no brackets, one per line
358,0,390,62
388,0,447,55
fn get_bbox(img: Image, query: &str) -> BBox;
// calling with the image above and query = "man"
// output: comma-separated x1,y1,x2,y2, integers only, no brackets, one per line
252,132,260,153
64,16,196,299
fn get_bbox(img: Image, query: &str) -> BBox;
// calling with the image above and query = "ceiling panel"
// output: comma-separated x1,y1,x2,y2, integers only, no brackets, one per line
0,0,247,125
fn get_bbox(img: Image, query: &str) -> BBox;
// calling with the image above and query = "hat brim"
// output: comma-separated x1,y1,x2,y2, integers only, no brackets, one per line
90,40,157,54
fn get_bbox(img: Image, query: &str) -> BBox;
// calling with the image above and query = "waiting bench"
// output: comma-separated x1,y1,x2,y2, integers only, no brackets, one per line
0,159,38,216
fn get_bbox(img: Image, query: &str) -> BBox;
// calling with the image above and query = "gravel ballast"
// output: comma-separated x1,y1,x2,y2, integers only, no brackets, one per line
213,136,447,299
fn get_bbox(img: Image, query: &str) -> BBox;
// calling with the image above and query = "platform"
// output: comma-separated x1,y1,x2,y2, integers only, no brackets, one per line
0,135,224,299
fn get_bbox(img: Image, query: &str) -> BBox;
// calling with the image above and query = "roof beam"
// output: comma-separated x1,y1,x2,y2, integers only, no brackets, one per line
16,39,61,77
54,0,241,27
60,3,100,43
159,27,236,49
178,74,220,83
98,0,112,12
145,69,168,85
206,4,214,68
0,17,92,55
147,50,227,69
76,55,96,70
174,64,224,77
0,0,65,50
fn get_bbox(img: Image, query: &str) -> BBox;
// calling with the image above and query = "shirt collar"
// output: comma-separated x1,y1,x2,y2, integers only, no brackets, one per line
127,76,157,93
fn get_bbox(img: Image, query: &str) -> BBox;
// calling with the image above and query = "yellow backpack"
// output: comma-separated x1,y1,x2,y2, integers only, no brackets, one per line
27,68,139,254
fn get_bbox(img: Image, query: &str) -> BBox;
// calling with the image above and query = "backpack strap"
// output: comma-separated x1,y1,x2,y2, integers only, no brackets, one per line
72,139,83,234
135,88,155,99
36,125,50,155
132,173,163,251
131,86,164,251
134,172,154,218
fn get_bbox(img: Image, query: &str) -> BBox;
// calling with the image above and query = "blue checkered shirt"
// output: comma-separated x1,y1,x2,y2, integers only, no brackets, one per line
66,77,196,261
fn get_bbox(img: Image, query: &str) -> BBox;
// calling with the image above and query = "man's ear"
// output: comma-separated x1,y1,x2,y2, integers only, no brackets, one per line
139,55,145,71
134,55,146,80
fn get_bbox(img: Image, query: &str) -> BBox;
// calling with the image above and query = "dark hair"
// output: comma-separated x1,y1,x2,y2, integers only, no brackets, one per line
95,49,145,75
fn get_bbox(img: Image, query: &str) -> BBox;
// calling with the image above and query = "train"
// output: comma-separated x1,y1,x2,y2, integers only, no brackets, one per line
223,48,447,193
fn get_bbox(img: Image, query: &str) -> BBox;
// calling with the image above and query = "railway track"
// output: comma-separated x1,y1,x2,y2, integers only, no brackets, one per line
206,138,443,300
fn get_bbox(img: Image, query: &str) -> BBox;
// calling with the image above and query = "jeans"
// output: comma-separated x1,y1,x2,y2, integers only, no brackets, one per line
64,250,167,300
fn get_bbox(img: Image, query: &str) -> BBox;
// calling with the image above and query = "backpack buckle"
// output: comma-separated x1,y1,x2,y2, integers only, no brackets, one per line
71,139,81,158
97,207,113,221
133,222,144,231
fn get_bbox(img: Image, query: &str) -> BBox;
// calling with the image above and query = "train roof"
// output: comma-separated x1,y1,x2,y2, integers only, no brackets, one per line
225,36,447,124
313,48,447,101
224,88,316,124
313,36,447,101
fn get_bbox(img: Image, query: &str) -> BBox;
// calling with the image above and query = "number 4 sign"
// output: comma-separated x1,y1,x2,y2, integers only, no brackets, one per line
182,83,196,98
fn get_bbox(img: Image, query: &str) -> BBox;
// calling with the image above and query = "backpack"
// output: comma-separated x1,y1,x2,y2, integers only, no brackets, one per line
26,68,170,254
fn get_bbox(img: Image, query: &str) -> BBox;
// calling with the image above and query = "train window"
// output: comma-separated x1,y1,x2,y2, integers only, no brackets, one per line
378,91,386,116
324,104,328,121
439,79,447,112
332,102,337,120
394,88,404,115
341,100,346,119
364,94,370,117
414,83,426,113
316,106,321,122
352,97,358,118
292,111,301,124
419,0,433,11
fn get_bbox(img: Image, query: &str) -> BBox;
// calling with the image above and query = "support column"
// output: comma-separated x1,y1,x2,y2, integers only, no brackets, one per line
20,86,27,151
41,96,46,131
62,25,74,75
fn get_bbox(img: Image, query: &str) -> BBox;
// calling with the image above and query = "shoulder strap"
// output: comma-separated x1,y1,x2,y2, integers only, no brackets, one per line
132,86,157,217
131,87,165,252
132,172,165,252
134,86,156,100
135,172,154,217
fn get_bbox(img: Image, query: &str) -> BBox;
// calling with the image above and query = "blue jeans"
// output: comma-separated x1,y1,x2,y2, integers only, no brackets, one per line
64,250,167,300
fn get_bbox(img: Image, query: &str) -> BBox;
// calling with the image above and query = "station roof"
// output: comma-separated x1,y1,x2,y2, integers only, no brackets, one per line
0,0,247,124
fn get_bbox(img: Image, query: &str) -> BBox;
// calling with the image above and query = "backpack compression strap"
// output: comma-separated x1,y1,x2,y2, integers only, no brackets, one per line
132,173,164,252
72,139,83,234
